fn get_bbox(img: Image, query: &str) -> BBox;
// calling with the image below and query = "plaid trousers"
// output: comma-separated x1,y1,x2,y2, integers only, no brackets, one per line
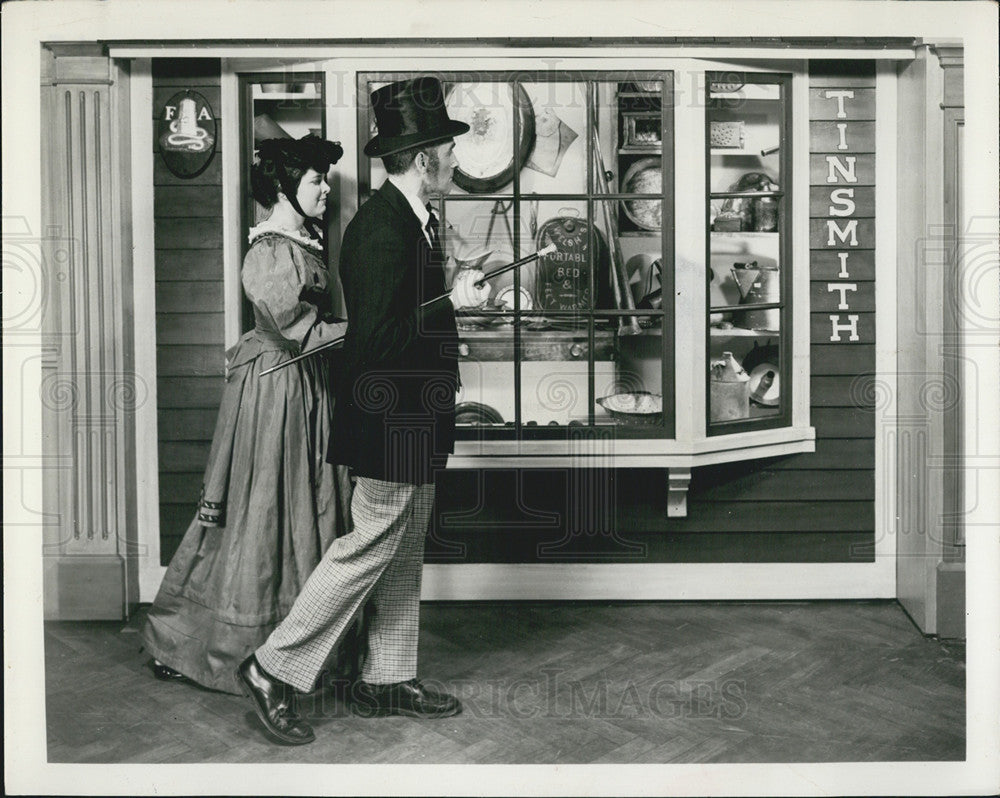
255,477,435,692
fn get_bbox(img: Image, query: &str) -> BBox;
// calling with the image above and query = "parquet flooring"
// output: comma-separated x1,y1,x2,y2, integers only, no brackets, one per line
44,600,964,763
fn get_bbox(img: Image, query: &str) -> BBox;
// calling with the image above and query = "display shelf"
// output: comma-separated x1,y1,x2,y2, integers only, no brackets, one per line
710,190,784,199
252,88,320,101
711,403,782,424
709,327,779,338
710,148,778,157
709,84,780,102
456,327,616,362
709,231,780,238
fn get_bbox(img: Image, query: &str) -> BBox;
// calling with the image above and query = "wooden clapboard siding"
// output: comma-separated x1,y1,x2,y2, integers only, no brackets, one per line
759,439,873,470
156,376,226,409
159,504,197,550
154,250,224,281
154,184,226,218
158,471,206,498
155,218,225,249
153,155,222,186
158,409,219,441
159,441,212,472
811,408,876,439
691,468,875,503
156,282,225,312
156,312,225,345
427,527,878,564
620,501,874,534
153,59,225,564
810,376,877,407
156,345,225,377
810,345,876,375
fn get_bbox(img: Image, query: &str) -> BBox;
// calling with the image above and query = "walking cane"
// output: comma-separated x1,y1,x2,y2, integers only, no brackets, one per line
260,244,557,376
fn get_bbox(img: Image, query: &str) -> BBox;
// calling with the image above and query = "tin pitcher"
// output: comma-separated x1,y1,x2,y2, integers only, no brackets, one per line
731,261,780,331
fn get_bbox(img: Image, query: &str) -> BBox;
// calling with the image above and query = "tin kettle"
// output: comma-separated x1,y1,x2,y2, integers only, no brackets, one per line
730,261,780,331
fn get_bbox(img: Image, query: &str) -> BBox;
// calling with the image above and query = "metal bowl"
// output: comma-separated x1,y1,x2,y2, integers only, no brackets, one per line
596,391,663,426
620,158,662,231
455,401,504,425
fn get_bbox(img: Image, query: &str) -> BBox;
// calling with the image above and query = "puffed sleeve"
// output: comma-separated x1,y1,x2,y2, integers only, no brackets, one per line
242,237,348,351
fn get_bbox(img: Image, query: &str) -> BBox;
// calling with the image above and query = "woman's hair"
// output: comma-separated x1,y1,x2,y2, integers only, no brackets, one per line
251,135,344,209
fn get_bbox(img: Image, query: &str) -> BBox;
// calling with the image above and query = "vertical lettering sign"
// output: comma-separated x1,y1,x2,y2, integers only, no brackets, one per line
809,63,876,354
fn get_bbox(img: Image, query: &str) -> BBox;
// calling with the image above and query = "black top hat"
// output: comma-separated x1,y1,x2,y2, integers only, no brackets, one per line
364,77,470,158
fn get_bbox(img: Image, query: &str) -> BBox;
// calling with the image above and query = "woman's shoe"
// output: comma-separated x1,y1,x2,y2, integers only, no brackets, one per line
151,659,187,681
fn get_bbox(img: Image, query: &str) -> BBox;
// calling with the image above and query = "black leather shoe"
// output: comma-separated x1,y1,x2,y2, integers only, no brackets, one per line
151,659,186,681
235,655,315,745
351,679,462,719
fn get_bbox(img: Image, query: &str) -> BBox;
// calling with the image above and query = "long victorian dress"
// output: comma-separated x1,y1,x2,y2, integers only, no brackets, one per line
141,224,358,695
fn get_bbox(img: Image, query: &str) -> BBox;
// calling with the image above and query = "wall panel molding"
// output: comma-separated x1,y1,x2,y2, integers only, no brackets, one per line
42,47,136,619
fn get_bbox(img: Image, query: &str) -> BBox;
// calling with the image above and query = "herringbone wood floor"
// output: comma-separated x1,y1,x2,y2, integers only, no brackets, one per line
45,600,964,763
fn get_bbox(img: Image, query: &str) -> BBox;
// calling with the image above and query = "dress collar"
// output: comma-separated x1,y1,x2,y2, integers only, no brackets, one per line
248,219,323,251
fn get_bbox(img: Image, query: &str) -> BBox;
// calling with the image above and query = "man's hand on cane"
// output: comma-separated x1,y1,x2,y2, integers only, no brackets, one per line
449,269,492,309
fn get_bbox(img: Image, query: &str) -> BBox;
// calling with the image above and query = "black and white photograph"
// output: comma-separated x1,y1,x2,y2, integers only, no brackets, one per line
3,1,998,795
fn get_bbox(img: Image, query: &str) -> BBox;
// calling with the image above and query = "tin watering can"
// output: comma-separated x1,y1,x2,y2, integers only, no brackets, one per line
709,351,750,422
731,261,780,331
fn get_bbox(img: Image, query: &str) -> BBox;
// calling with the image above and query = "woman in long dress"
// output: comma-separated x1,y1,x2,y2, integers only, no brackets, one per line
141,135,358,695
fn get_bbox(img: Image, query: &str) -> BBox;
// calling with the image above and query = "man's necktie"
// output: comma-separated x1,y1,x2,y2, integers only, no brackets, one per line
424,204,439,248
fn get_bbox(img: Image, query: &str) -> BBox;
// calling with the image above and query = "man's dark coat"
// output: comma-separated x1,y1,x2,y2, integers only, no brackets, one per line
329,180,459,484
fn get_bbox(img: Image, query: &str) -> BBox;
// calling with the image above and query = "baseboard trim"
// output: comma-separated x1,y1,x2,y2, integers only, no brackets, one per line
935,561,966,639
139,560,893,605
44,555,126,620
420,562,895,601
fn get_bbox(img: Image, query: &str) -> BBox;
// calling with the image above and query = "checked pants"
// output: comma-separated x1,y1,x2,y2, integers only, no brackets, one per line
255,477,435,693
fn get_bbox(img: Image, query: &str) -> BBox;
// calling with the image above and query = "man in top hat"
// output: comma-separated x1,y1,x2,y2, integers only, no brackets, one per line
235,76,490,745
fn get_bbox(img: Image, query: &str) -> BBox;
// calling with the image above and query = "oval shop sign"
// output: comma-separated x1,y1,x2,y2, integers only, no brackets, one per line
158,90,217,178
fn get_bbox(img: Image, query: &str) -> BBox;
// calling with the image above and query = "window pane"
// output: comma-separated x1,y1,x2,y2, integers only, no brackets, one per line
709,335,782,425
709,233,781,313
520,339,605,427
707,73,788,433
534,205,599,322
455,336,517,431
440,199,530,327
593,199,663,315
598,314,666,429
443,79,530,196
519,82,589,196
615,79,666,240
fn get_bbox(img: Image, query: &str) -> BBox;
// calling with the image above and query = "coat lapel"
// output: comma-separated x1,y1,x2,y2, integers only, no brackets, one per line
376,179,443,279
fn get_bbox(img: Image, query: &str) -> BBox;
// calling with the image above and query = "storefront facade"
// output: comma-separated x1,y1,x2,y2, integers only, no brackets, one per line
36,37,968,635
